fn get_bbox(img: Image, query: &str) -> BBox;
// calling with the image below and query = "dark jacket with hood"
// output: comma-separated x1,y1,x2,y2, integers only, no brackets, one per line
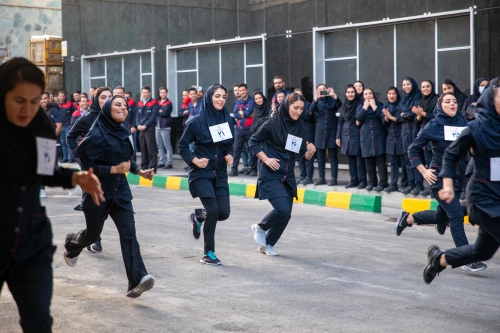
356,98,386,158
311,96,341,149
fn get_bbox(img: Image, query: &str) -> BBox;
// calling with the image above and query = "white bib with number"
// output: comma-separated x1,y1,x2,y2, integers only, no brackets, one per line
444,126,466,141
36,137,56,176
490,157,500,181
285,134,303,153
209,122,233,143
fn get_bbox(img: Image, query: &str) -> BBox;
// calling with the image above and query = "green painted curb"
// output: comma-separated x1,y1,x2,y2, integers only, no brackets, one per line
180,177,189,191
229,183,247,196
430,200,439,210
350,194,382,213
128,173,140,185
152,175,167,189
303,190,327,206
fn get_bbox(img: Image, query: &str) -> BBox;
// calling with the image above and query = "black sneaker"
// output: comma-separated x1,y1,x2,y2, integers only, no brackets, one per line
164,164,173,169
301,178,314,185
366,184,374,191
74,203,83,211
384,185,398,193
249,170,258,176
358,182,367,189
423,246,446,284
345,182,358,188
420,188,431,196
435,224,447,235
200,251,221,265
228,170,238,177
373,185,385,192
298,176,305,183
244,168,252,175
410,187,422,195
314,178,326,185
189,212,203,239
328,179,337,186
238,167,247,174
68,159,76,163
401,187,414,194
395,210,411,236
461,262,487,272
158,164,165,168
86,239,102,253
427,245,441,260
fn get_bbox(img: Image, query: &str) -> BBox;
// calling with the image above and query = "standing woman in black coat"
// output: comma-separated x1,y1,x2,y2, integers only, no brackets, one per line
356,88,387,191
64,96,155,298
250,93,316,255
0,58,103,333
311,84,341,186
178,84,234,266
381,86,408,192
336,84,366,188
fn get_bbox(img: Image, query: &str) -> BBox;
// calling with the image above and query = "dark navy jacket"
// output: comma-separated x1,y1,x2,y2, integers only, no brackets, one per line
156,99,173,128
300,101,315,143
125,98,137,130
44,102,61,125
398,105,420,151
337,110,361,156
311,96,341,149
58,99,75,128
136,98,159,129
249,134,307,200
234,96,255,128
381,102,404,156
356,101,387,158
178,115,234,199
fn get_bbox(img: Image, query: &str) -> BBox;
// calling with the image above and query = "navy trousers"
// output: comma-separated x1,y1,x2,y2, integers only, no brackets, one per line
389,154,408,187
347,154,366,184
258,184,294,246
317,147,338,179
199,195,230,254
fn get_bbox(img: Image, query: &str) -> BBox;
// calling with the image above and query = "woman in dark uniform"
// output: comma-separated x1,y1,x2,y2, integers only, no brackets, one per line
64,96,156,298
336,84,366,189
424,84,500,284
0,58,103,333
250,93,316,255
178,84,234,266
356,88,387,192
311,84,341,186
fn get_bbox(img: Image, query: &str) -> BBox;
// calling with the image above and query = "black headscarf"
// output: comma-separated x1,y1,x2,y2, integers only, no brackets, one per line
401,77,422,111
464,77,488,106
354,81,365,102
253,91,270,118
383,87,401,117
469,86,500,150
442,79,467,110
0,58,56,184
339,84,360,121
194,84,234,145
253,93,308,152
418,80,439,115
89,86,111,115
419,94,467,141
74,96,133,166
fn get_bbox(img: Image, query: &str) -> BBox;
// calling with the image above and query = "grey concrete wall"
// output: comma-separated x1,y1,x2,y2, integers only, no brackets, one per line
0,0,61,58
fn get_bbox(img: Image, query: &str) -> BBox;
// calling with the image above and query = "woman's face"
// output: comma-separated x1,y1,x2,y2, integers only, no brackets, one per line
212,88,227,111
387,90,398,103
254,94,263,106
5,82,42,127
111,97,128,123
402,80,413,94
317,84,327,98
98,90,112,109
345,87,356,101
441,94,458,117
479,80,488,88
421,81,433,97
277,93,286,104
354,82,363,94
289,100,304,120
442,84,454,94
363,89,374,101
159,89,167,100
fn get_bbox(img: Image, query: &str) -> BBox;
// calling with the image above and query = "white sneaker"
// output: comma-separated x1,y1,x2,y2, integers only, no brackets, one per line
251,224,266,246
127,275,155,298
39,189,47,198
265,245,279,256
63,251,78,267
68,186,78,196
258,245,266,252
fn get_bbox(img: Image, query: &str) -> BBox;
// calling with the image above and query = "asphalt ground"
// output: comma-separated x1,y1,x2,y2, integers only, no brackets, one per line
1,186,499,333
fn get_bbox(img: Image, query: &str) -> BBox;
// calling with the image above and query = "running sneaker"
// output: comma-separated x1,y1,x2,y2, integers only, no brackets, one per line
265,245,279,256
126,275,155,298
251,224,267,246
63,251,78,267
200,251,221,265
423,245,446,284
39,189,47,198
394,210,411,236
461,262,487,272
435,223,447,235
258,245,266,252
85,240,102,253
189,212,203,239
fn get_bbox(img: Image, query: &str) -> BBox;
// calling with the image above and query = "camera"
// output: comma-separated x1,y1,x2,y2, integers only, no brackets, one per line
320,90,328,96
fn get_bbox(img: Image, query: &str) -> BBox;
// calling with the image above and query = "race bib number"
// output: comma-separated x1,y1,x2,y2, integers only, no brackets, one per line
209,122,233,143
444,126,466,141
490,157,500,181
36,137,56,176
285,134,303,153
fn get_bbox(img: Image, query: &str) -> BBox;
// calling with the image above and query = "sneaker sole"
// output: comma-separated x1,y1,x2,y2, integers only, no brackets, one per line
252,224,267,246
127,276,155,298
258,246,266,253
265,251,279,256
461,265,487,272
200,259,221,266
63,251,78,267
394,210,406,236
